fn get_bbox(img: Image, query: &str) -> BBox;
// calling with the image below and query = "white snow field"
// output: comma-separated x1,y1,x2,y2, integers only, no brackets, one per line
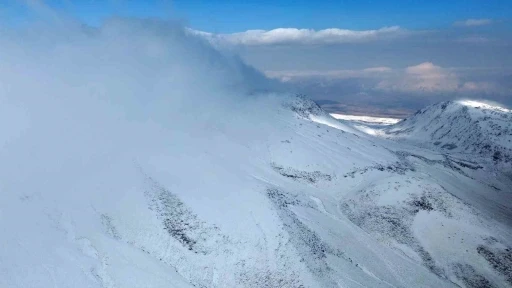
1,20,511,288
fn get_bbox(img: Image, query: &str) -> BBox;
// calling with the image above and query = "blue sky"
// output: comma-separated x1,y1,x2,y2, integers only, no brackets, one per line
2,0,511,32
171,0,512,32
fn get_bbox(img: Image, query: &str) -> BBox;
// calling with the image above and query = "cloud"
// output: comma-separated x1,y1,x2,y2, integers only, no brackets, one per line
268,62,468,93
405,62,441,74
363,67,393,73
271,62,509,109
456,36,490,43
0,18,274,156
265,66,392,81
454,19,492,27
376,62,497,93
460,81,497,92
0,18,295,240
189,26,407,46
402,62,459,92
268,62,506,95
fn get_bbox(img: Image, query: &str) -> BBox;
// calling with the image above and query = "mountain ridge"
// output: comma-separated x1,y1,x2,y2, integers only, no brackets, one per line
384,100,512,172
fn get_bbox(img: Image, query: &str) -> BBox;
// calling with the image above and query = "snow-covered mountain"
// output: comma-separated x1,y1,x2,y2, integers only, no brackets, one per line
384,100,512,171
1,20,511,288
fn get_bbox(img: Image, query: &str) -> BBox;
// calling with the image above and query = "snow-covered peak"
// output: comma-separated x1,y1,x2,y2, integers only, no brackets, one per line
384,100,512,168
456,99,510,113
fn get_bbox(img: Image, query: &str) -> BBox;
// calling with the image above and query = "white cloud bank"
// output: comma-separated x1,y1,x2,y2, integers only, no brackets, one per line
454,19,493,27
269,62,502,94
189,26,406,45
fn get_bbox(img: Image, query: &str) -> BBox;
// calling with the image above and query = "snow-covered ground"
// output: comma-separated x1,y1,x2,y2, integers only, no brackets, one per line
1,20,511,288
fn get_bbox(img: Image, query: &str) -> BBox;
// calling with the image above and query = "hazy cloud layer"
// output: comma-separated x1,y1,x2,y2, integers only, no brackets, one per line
266,61,512,116
265,66,392,81
376,62,489,93
198,20,511,115
268,63,509,94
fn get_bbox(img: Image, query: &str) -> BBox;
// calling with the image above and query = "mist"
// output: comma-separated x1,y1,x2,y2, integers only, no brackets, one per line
0,16,284,218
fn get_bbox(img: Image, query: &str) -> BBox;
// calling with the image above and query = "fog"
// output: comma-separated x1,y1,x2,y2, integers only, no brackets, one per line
0,17,280,212
0,17,308,287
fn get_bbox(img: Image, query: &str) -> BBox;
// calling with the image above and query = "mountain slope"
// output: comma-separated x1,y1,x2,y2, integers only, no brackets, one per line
384,100,512,171
3,93,511,288
1,21,511,288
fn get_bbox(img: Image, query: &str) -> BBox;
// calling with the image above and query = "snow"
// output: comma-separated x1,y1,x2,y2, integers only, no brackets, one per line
457,99,510,113
382,100,512,172
330,113,402,125
1,19,511,288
